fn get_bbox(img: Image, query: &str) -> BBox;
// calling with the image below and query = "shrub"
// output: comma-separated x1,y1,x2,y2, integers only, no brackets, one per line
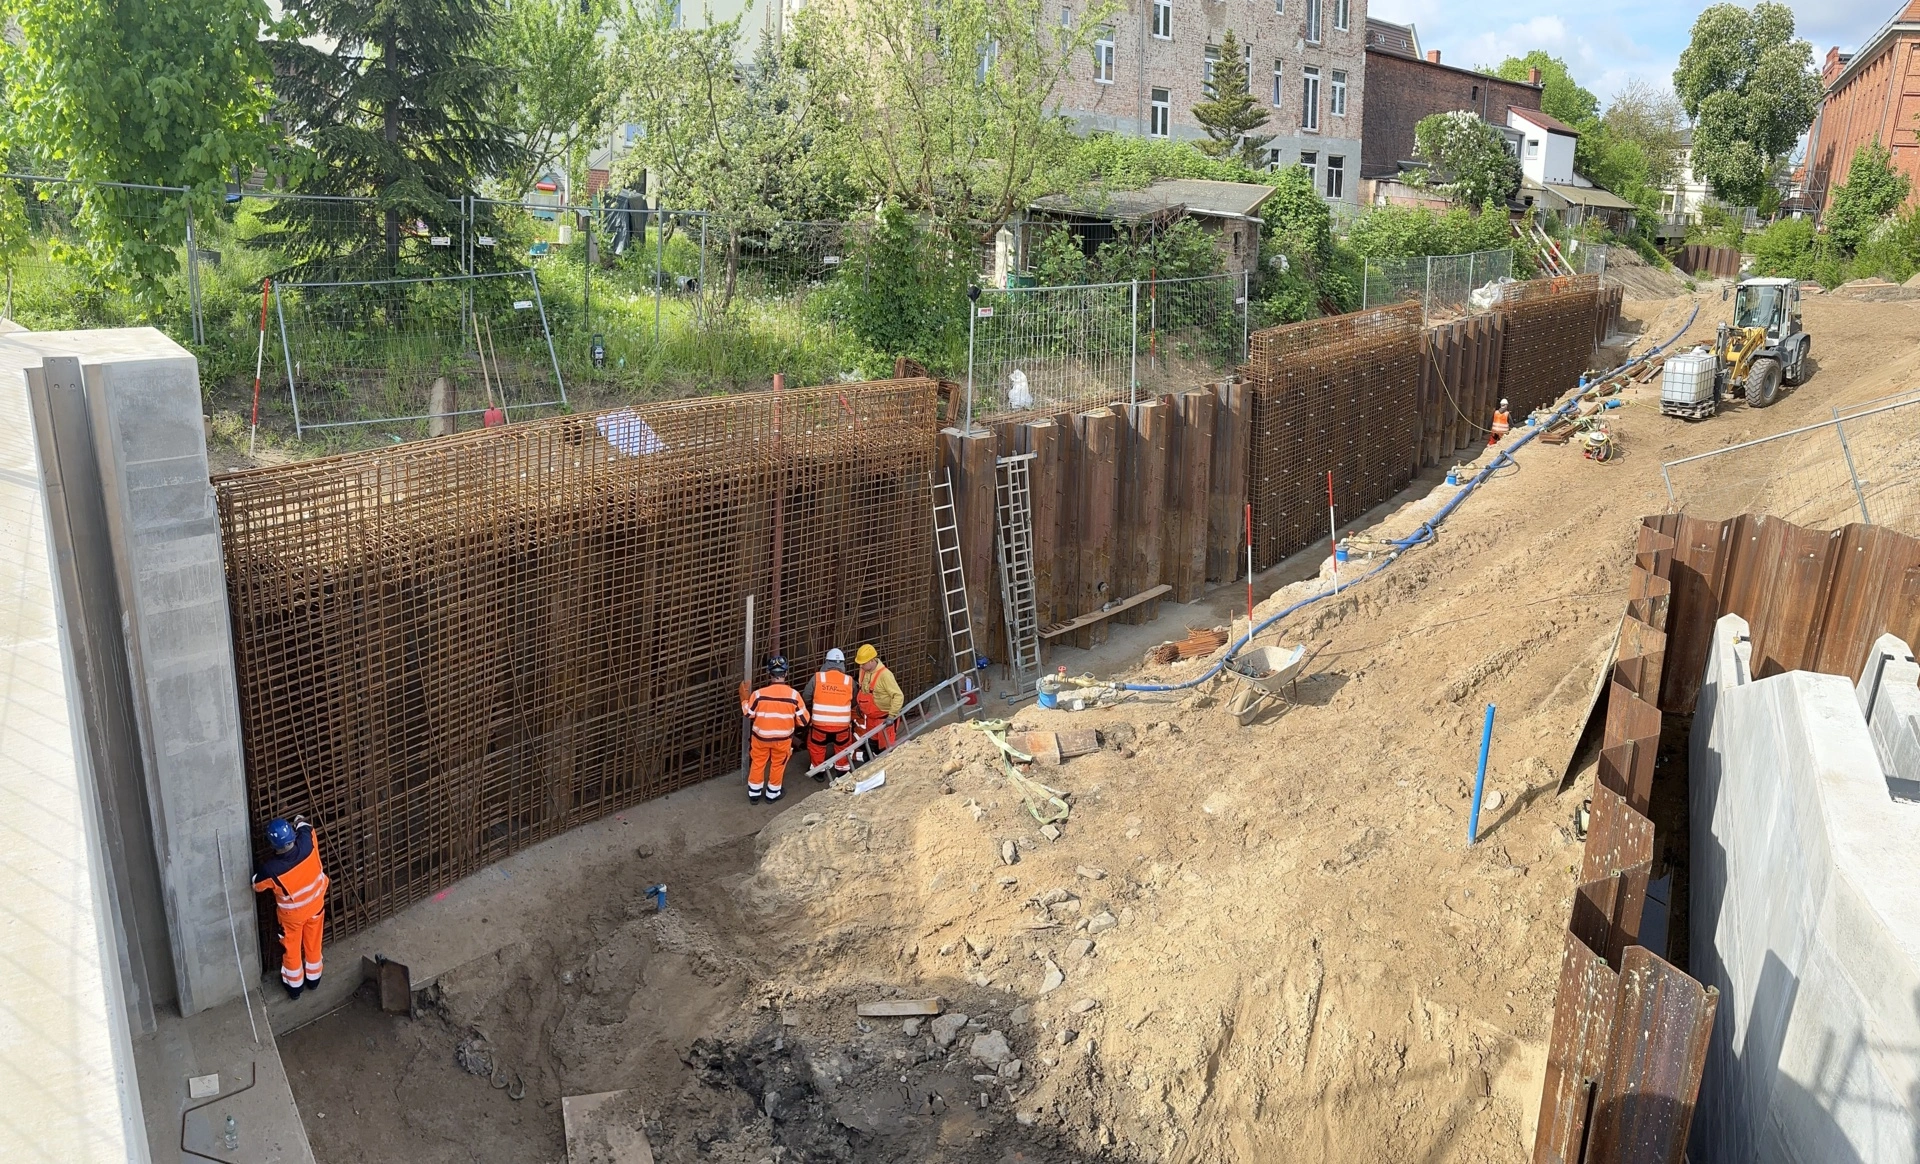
1747,218,1816,279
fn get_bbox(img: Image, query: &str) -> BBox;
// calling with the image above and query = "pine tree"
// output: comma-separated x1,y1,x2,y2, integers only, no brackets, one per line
1191,31,1272,164
263,0,525,279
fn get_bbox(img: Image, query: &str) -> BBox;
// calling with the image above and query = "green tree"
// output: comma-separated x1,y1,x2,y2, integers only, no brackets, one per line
1058,133,1261,189
1747,216,1816,278
1192,30,1272,164
842,200,963,360
810,0,1109,229
1673,2,1821,207
0,0,276,294
1256,164,1342,322
1413,111,1522,208
612,7,861,308
1602,79,1686,190
491,0,617,197
265,0,523,277
1825,140,1912,253
1489,52,1598,128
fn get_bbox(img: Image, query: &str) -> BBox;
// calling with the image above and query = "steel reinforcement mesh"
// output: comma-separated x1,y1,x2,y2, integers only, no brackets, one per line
1244,302,1423,570
215,380,940,937
1497,276,1601,418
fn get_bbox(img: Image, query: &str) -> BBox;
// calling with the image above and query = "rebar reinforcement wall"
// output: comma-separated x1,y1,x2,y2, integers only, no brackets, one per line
1244,301,1425,570
1496,275,1604,418
214,380,940,937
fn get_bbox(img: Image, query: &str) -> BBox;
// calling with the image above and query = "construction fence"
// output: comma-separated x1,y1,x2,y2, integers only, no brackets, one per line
1357,247,1514,320
214,378,942,938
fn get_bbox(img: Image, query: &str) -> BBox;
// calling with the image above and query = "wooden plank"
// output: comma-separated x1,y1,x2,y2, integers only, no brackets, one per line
1022,421,1061,628
1207,381,1249,583
1055,728,1101,758
1040,584,1171,640
1072,409,1119,649
855,997,946,1017
1119,401,1167,625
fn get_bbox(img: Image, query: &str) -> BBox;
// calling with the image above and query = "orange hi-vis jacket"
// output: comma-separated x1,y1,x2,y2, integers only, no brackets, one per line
744,683,809,741
256,833,328,921
1491,408,1511,434
811,670,854,730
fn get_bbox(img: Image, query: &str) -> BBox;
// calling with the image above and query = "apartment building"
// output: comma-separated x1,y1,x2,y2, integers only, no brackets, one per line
1804,0,1920,215
1053,0,1368,204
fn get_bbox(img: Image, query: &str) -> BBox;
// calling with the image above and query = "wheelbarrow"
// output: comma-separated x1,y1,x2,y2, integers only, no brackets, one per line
1222,644,1308,726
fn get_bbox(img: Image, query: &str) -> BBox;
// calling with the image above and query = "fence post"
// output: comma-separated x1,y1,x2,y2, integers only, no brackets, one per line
654,199,664,342
1467,251,1475,299
1424,253,1434,322
274,285,301,438
530,268,568,409
1130,279,1139,406
1241,269,1250,361
698,213,707,321
184,202,204,345
1362,258,1370,309
583,207,592,338
1832,408,1873,525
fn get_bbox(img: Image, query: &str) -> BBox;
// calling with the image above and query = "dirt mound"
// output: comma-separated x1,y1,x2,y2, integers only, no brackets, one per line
1602,249,1688,301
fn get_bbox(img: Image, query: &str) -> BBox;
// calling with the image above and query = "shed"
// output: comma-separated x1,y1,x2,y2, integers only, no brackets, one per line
1027,179,1276,278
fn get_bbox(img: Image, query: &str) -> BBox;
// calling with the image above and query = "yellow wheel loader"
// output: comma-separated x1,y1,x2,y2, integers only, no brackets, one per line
1660,277,1812,419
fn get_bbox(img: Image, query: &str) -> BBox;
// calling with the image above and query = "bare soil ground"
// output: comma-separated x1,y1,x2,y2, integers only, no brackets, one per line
280,290,1920,1164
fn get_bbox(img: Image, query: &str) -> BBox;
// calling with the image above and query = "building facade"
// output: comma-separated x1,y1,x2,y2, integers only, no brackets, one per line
1804,1,1920,215
1359,34,1542,181
1053,0,1368,204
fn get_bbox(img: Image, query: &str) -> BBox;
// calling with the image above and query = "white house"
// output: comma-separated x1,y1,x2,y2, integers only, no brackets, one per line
1654,128,1760,241
1506,107,1638,232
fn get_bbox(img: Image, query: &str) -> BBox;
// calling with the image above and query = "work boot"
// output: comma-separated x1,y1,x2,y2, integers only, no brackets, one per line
285,984,302,1002
764,789,782,804
747,788,762,803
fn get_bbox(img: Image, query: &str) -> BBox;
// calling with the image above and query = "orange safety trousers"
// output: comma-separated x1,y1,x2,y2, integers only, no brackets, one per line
256,838,328,989
855,693,897,750
749,735,793,799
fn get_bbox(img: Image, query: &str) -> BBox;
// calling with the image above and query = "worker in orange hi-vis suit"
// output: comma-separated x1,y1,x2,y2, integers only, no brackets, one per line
805,647,857,779
1488,398,1511,446
853,644,905,761
252,814,328,1001
740,655,808,804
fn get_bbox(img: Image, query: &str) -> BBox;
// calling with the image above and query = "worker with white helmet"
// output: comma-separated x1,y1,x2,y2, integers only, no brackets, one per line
805,648,857,778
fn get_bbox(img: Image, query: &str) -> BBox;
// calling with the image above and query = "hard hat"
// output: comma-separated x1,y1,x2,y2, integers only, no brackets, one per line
855,644,878,664
767,654,790,677
825,647,845,663
1499,398,1509,408
266,818,296,854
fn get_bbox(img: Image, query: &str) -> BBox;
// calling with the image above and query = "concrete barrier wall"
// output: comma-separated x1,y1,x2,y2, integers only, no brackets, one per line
1689,613,1920,1162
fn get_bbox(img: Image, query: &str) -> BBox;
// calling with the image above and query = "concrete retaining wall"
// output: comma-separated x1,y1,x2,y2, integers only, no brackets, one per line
1689,613,1920,1163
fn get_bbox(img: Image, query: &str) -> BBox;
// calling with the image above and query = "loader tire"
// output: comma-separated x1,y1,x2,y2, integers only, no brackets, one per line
1748,357,1783,408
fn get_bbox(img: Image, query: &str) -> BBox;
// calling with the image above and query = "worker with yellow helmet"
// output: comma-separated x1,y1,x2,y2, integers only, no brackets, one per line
852,643,904,760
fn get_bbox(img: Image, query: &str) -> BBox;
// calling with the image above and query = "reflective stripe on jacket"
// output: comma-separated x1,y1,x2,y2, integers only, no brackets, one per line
811,670,855,729
256,833,328,916
744,684,809,740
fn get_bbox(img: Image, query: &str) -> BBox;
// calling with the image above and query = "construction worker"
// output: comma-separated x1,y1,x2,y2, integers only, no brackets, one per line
805,648,857,779
252,814,327,1001
1488,398,1511,446
740,655,808,803
854,644,905,760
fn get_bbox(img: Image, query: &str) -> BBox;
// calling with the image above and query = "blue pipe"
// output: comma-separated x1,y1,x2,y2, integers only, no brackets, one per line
1468,703,1496,844
1117,304,1700,694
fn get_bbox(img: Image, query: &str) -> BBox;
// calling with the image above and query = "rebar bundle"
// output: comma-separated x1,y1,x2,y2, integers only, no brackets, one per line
214,379,940,937
1243,302,1423,571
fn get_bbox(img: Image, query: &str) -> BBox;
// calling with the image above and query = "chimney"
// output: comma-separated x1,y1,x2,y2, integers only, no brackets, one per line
1528,66,1542,85
1427,49,1441,64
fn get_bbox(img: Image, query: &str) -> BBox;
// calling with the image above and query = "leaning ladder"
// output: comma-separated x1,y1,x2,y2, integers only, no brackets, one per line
931,470,980,691
994,453,1042,697
802,670,976,779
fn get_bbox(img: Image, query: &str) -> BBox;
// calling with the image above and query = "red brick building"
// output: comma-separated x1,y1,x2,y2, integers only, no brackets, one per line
1359,23,1543,182
1805,0,1920,214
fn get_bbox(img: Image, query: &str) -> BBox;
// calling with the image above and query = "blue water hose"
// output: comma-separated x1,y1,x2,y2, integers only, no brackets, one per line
1117,303,1701,694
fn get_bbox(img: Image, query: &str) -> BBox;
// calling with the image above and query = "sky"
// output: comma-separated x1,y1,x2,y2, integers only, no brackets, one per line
1366,0,1901,107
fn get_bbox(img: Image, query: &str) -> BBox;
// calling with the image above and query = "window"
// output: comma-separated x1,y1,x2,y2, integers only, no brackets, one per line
1300,150,1318,188
1526,138,1540,158
1204,46,1220,96
978,39,999,83
1152,0,1171,38
1301,66,1320,131
1272,60,1283,106
1150,88,1171,137
1060,5,1071,27
1471,84,1480,101
1244,45,1254,93
1305,0,1321,43
1093,29,1114,83
1325,155,1345,199
1265,147,1285,171
1330,69,1346,116
1333,0,1348,31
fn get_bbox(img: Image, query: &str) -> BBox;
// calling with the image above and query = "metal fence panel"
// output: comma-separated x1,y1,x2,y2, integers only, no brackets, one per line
0,173,195,334
1359,247,1513,320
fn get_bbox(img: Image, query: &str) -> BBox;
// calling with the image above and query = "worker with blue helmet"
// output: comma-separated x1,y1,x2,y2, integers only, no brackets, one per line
252,813,329,1000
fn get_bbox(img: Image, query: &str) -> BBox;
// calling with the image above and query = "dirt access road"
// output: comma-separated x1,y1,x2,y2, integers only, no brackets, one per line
281,290,1920,1164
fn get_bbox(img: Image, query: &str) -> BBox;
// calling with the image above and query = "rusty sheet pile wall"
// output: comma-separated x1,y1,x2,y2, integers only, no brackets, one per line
1243,301,1424,571
214,380,940,937
1497,275,1605,418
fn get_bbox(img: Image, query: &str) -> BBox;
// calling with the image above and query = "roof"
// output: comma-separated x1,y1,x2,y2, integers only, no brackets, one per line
1511,107,1581,137
1365,17,1419,58
1364,45,1542,91
1542,182,1637,210
1030,178,1277,222
1740,276,1797,285
1825,1,1920,92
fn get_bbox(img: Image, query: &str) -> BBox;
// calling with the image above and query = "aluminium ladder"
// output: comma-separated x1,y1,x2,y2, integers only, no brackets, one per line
994,453,1042,697
802,670,976,779
931,470,981,704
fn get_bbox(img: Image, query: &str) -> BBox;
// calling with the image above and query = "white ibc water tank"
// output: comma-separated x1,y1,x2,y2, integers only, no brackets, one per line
1662,350,1718,405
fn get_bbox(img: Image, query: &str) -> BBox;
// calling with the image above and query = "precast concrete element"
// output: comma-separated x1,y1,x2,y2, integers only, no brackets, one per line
1856,633,1920,800
1689,613,1920,1163
6,328,257,1021
0,337,149,1159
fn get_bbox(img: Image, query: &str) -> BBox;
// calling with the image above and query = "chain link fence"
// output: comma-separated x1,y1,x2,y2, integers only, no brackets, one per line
967,272,1249,422
1358,247,1514,320
1661,392,1920,535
